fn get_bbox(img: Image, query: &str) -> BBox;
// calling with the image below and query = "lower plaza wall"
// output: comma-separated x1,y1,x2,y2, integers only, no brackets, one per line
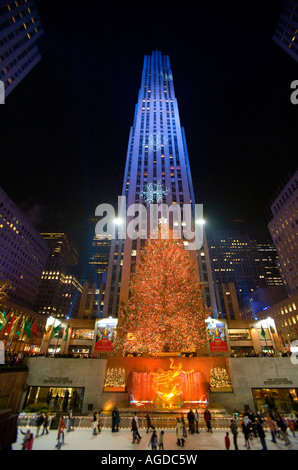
21,356,298,416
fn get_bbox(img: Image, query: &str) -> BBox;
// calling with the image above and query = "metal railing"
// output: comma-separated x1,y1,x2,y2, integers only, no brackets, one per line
17,413,251,431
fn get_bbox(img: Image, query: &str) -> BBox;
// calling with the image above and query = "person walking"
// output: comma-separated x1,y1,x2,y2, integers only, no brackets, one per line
92,412,98,436
288,417,296,437
276,412,291,446
229,418,239,450
132,412,142,441
41,412,50,436
20,429,31,450
203,408,212,433
115,407,120,432
242,416,251,449
66,410,73,432
158,430,164,450
146,414,155,433
35,412,45,438
194,409,200,433
187,409,195,434
97,411,102,434
176,418,185,447
148,429,158,450
112,407,117,432
266,413,277,443
56,416,66,447
24,432,34,450
225,432,230,450
131,416,140,444
256,418,267,450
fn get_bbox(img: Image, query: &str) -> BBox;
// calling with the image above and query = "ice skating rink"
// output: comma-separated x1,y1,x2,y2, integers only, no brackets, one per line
13,426,298,451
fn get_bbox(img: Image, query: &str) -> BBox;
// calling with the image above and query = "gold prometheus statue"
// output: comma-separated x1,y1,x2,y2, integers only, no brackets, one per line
150,358,194,408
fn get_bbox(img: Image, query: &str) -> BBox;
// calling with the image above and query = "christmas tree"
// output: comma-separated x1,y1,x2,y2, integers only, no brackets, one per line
115,221,211,355
210,367,232,390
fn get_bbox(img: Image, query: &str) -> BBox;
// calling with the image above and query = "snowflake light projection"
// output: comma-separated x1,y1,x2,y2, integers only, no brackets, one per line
143,133,168,153
140,180,170,205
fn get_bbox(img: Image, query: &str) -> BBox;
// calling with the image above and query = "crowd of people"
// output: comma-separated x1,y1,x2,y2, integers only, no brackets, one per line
16,405,298,450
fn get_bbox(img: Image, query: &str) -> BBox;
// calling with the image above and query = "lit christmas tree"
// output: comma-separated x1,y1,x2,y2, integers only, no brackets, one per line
104,367,126,388
115,221,211,355
210,367,232,390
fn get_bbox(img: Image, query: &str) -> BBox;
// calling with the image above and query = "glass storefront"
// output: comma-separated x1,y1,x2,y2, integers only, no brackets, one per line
252,388,298,414
24,386,85,413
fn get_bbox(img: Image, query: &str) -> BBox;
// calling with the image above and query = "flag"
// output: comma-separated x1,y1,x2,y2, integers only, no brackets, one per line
51,322,61,338
63,325,69,342
32,321,37,336
5,314,16,335
261,325,266,339
0,310,7,330
16,317,26,336
25,320,33,338
270,326,275,334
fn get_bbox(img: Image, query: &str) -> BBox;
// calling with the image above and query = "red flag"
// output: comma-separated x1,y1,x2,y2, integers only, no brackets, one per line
32,321,37,336
5,314,16,335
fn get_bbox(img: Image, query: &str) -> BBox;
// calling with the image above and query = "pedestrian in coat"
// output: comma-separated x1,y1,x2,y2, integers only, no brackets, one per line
20,429,31,450
24,432,34,450
203,408,212,433
146,414,155,433
266,413,277,443
41,412,50,435
276,412,291,446
225,432,230,450
158,430,164,450
132,412,141,440
229,419,239,450
176,418,185,447
242,416,251,449
35,412,45,437
148,430,158,450
92,412,98,435
187,409,195,434
194,410,200,433
131,417,140,443
256,419,267,450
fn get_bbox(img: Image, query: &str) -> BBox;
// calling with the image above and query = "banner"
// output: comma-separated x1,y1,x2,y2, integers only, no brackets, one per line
207,321,228,352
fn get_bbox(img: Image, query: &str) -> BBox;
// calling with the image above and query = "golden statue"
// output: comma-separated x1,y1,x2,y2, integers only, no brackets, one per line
150,358,193,408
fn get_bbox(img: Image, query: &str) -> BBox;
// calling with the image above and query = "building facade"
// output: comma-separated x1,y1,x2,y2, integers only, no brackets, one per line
273,0,298,62
34,233,82,319
268,169,298,295
0,186,49,308
0,0,43,98
99,50,217,318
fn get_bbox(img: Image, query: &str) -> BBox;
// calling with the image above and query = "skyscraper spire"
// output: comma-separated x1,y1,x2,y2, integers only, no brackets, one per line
100,51,217,317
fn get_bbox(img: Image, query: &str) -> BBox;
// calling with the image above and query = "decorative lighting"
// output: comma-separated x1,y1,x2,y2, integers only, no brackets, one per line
140,180,170,205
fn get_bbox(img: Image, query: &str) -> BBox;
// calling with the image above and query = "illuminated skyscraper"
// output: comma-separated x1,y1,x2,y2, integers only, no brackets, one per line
0,0,43,98
100,51,217,318
272,0,298,62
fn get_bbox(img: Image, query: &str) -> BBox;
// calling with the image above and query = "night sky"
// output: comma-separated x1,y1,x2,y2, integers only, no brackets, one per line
1,1,297,275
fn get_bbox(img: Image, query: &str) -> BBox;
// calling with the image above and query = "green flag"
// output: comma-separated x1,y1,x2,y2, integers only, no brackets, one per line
270,326,275,334
63,325,69,342
261,325,266,339
25,320,33,339
51,323,61,338
0,310,7,330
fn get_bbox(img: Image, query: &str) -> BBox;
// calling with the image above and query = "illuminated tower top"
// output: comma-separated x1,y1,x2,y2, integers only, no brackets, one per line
101,51,217,317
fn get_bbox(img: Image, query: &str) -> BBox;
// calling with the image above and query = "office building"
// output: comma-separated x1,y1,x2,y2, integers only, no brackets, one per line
268,169,298,295
100,51,217,318
34,233,82,318
272,0,298,62
0,0,43,98
208,229,268,301
0,186,49,308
